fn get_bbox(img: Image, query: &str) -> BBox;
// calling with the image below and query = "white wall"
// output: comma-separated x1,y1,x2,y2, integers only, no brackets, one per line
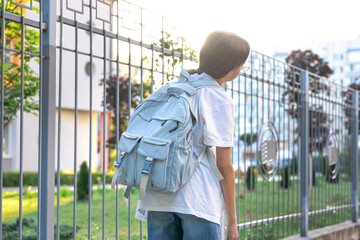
7,108,99,172
54,109,98,171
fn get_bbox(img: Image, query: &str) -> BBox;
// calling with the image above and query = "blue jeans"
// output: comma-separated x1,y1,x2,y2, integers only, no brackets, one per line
147,211,220,240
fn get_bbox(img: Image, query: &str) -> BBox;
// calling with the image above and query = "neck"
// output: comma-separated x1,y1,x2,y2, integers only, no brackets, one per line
215,77,225,86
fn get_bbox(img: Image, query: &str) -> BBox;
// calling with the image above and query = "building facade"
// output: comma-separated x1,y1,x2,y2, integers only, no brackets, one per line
274,37,360,86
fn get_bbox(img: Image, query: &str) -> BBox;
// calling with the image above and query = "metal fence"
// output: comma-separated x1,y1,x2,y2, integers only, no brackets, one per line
0,0,359,240
226,52,358,239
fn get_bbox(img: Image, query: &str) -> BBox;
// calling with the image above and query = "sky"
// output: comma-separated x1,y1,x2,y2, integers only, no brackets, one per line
133,0,360,56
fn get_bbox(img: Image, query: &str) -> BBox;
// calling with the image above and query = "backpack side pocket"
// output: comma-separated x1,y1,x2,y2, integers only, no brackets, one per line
117,132,141,186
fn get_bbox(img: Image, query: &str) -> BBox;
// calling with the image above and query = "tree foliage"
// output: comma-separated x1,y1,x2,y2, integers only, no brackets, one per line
286,50,333,77
341,83,360,134
239,133,257,146
101,34,197,149
245,166,256,191
99,75,150,149
282,50,333,153
0,1,40,130
77,161,89,200
145,33,197,84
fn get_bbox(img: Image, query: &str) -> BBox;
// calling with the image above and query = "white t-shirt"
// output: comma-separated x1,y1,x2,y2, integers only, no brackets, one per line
136,73,235,225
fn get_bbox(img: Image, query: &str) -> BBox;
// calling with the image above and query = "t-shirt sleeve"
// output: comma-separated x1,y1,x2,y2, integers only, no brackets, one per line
201,101,234,147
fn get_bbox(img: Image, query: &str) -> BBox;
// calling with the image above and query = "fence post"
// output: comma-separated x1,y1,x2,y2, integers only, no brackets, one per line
40,0,57,239
300,70,309,237
351,90,358,222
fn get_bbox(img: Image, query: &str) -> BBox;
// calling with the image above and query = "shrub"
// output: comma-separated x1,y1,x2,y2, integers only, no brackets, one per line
280,166,291,189
326,165,339,184
58,171,74,186
59,188,71,197
77,161,89,200
246,166,256,191
312,156,327,175
4,170,113,188
312,166,316,187
290,156,298,175
92,172,112,185
3,171,19,187
2,217,79,240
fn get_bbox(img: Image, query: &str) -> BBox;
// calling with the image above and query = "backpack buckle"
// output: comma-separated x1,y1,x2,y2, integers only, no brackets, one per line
114,152,126,168
141,157,153,176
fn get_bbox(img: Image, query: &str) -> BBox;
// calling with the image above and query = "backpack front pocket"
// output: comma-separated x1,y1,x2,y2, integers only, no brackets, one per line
117,132,141,185
136,137,172,189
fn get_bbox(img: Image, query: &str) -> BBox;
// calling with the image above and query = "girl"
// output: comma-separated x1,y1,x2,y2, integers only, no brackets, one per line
137,31,251,240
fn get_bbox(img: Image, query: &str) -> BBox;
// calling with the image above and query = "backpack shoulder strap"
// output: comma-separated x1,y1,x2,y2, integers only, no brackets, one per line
198,147,224,181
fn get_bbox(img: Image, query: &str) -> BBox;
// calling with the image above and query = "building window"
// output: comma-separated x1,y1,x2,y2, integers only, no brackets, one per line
333,66,343,74
344,78,351,85
2,126,9,156
333,54,343,61
322,56,329,62
348,49,360,63
353,63,360,72
333,79,343,85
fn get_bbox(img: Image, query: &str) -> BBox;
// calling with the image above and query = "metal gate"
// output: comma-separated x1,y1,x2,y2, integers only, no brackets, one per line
0,0,359,239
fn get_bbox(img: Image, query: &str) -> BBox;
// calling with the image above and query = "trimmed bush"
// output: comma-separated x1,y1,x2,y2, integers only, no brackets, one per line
3,171,20,187
326,165,339,184
2,217,79,240
290,156,298,175
4,170,113,188
280,166,291,189
246,166,256,191
77,162,89,200
312,166,316,187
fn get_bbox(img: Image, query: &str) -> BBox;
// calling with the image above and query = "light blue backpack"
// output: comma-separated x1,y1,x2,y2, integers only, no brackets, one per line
111,68,223,200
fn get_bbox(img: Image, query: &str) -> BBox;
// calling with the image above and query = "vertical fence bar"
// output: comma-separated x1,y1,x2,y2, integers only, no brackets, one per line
140,7,144,239
37,1,44,238
128,37,132,240
102,26,107,240
56,0,64,239
19,8,25,240
115,2,120,240
88,0,94,237
249,56,253,240
300,70,309,237
261,56,265,240
243,62,247,240
351,90,358,222
0,0,5,237
161,16,164,84
236,75,241,237
40,0,57,238
73,17,79,240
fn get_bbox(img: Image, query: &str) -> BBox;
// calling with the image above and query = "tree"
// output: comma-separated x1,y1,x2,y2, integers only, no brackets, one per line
99,75,150,149
147,33,197,84
77,161,89,200
0,1,40,130
282,50,333,155
239,133,257,146
341,82,360,136
280,166,291,189
100,35,197,149
246,166,256,191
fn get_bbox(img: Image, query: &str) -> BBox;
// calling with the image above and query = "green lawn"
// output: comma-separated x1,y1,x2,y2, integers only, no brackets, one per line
236,174,354,239
2,174,357,239
3,187,145,240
